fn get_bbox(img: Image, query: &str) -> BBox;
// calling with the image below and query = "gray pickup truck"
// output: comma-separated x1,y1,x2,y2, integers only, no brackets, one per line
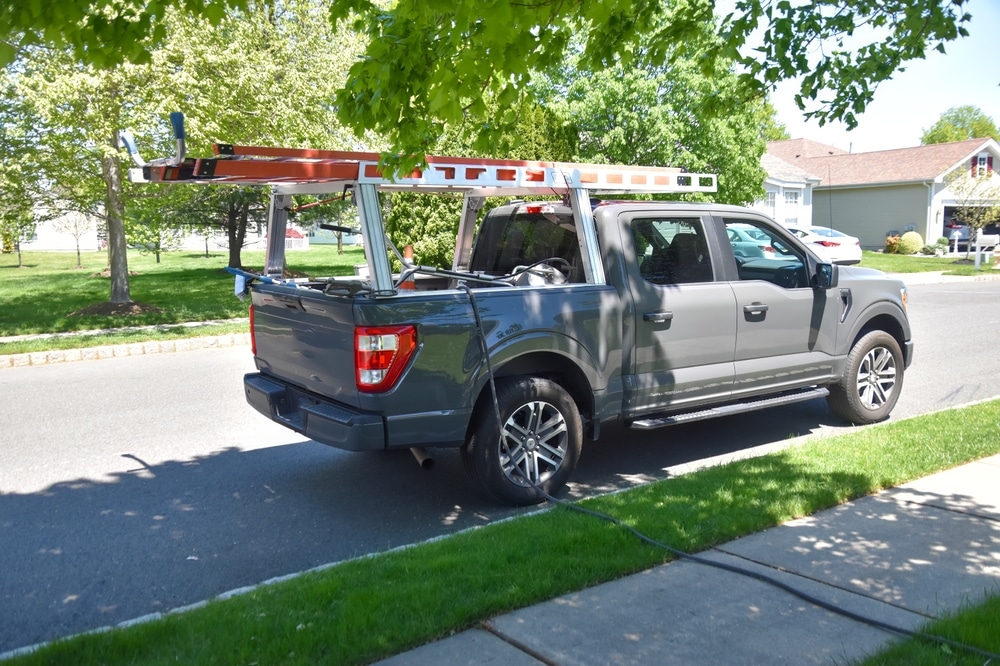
134,145,912,505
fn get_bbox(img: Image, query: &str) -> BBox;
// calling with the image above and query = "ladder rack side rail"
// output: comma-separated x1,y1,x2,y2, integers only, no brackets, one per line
265,190,292,278
454,194,484,273
356,183,395,296
568,187,606,285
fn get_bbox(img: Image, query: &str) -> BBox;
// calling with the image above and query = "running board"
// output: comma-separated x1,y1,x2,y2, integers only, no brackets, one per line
630,387,830,430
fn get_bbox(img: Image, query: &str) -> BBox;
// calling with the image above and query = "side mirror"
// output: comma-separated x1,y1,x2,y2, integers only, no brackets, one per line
814,263,838,289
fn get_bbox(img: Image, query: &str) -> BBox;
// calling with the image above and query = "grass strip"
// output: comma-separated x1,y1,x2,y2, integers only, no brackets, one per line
858,251,995,275
9,400,1000,665
858,595,1000,665
0,247,365,337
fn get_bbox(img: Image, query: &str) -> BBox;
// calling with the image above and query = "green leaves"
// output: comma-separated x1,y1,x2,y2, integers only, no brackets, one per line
541,38,768,206
921,105,999,145
0,0,977,171
718,0,972,131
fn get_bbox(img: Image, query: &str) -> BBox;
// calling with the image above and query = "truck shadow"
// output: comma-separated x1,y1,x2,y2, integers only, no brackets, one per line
569,397,843,498
0,397,853,654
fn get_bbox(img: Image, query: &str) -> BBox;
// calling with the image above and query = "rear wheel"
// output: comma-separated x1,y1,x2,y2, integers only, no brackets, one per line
827,330,904,424
462,377,582,506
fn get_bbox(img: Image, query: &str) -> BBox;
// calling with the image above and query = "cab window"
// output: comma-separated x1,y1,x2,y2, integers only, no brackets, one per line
633,217,713,285
724,218,808,288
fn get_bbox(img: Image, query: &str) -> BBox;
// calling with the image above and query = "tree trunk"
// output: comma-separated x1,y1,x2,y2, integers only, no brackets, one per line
102,131,131,303
227,206,241,268
226,199,250,268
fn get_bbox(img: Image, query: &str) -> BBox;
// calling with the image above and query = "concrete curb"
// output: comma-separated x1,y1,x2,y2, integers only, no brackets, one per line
0,333,251,370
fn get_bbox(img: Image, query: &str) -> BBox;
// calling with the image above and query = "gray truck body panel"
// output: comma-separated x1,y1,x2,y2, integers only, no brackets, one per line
244,201,912,453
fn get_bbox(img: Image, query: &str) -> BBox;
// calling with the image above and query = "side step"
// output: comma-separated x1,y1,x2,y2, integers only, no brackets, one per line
630,387,830,430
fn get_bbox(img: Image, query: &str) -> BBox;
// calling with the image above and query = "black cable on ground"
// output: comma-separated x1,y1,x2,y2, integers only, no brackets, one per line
461,280,1000,664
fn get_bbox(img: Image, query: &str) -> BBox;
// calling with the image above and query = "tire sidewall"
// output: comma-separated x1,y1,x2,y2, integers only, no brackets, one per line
465,377,583,506
836,331,904,424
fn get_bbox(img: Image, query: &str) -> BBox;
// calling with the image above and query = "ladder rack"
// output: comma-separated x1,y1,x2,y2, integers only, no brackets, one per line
130,145,717,196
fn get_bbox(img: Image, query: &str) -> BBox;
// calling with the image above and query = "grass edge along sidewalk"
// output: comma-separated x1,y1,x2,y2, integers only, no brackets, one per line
7,400,1000,666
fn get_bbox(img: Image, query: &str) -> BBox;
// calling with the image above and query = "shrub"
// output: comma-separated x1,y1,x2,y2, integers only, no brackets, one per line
897,231,924,255
884,235,901,254
919,244,943,256
936,237,950,246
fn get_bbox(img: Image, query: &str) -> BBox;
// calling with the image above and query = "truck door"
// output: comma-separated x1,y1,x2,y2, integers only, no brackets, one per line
623,214,737,415
722,216,841,396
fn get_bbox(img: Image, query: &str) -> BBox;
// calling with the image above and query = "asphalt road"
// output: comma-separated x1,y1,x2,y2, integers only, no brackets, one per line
2,280,999,654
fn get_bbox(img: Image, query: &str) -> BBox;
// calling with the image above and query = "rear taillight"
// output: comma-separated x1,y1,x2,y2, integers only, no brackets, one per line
816,240,840,247
249,304,257,356
355,325,417,392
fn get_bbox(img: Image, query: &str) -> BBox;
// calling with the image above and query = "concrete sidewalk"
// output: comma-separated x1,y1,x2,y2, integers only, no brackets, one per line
376,454,1000,665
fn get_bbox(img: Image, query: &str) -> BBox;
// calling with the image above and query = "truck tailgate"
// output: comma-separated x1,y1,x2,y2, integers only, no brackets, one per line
250,284,360,406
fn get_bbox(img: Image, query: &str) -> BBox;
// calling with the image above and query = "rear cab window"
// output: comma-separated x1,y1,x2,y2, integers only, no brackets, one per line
469,204,583,281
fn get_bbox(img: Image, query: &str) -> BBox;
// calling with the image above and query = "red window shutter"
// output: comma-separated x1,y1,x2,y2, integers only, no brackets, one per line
989,156,994,174
972,157,977,177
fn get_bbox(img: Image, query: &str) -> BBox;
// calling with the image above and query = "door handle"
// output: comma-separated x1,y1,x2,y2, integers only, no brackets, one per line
743,302,769,315
643,310,674,323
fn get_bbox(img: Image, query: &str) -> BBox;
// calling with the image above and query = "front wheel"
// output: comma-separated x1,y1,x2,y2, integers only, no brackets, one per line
462,377,582,506
827,330,904,424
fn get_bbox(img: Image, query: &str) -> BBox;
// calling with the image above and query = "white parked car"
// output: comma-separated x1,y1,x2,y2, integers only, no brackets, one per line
786,225,863,265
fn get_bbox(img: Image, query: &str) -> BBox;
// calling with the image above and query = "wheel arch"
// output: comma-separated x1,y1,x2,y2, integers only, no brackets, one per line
838,299,912,367
467,350,596,442
849,311,910,366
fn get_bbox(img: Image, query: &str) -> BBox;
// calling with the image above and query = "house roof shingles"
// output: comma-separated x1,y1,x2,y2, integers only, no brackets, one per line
765,138,992,187
761,153,820,183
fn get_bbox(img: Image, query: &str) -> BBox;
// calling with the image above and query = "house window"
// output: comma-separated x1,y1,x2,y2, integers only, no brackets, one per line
765,192,776,210
785,218,798,226
978,155,988,176
784,190,800,206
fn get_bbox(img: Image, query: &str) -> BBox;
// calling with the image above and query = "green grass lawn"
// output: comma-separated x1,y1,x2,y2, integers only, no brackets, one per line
0,246,366,341
859,595,1000,665
1,245,994,355
7,400,1000,666
859,249,996,274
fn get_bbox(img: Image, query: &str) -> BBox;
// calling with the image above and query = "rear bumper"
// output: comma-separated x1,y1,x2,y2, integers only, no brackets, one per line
244,373,385,451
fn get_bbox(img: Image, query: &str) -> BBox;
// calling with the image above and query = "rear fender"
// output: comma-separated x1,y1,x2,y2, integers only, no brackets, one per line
467,331,604,439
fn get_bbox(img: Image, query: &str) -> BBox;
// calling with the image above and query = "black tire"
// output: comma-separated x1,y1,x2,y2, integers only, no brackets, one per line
827,330,904,424
462,377,582,506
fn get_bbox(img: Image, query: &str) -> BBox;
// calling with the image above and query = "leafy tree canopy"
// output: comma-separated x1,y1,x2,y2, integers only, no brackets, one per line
0,0,974,170
539,29,772,206
921,105,999,144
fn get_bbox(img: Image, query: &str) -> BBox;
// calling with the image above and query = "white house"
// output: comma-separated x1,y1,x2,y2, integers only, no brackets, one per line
750,152,822,227
762,137,1000,249
23,212,313,253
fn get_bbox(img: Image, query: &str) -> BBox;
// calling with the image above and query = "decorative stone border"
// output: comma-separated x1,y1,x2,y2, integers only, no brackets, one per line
0,333,251,370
